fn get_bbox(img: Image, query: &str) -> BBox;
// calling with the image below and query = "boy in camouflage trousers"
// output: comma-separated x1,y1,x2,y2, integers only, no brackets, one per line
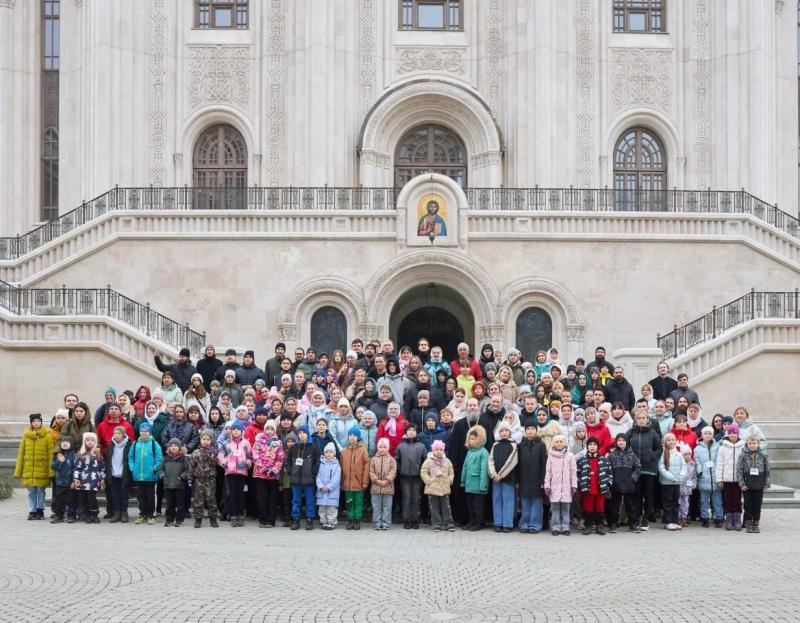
189,430,219,528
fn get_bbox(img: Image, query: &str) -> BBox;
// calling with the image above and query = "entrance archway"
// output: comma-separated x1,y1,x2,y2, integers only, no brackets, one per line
389,283,475,361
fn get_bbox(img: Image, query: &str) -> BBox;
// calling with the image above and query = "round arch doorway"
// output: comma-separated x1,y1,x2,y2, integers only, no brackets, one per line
390,283,475,362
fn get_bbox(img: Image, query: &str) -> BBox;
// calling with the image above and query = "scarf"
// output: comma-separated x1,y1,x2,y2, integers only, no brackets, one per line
387,413,397,437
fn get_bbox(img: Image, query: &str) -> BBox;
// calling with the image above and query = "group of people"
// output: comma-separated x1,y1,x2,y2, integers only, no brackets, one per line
14,339,772,534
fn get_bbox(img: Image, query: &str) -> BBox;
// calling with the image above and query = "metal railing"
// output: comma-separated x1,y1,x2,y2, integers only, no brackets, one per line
657,289,800,359
1,186,799,260
0,280,205,357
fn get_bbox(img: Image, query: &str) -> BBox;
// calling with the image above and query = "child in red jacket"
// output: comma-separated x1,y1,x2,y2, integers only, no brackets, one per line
576,436,613,535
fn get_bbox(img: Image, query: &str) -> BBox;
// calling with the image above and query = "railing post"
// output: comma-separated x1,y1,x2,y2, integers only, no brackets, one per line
673,324,678,358
145,302,151,335
750,287,755,319
185,322,191,349
711,305,716,338
61,283,67,311
795,288,798,319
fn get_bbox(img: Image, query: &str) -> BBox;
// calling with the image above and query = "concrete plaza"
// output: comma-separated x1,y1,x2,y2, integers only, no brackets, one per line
0,494,797,623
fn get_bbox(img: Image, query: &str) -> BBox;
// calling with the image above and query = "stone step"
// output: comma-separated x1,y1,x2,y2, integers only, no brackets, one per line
762,490,800,509
765,439,800,461
763,484,795,499
759,422,800,438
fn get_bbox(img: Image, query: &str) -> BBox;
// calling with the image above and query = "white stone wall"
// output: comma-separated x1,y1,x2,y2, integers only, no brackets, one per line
0,0,797,233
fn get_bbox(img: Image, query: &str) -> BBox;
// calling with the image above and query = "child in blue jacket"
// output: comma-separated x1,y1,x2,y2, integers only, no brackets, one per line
50,436,77,523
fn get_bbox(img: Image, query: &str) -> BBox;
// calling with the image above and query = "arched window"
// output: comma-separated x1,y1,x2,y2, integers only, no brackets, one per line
394,124,467,190
193,124,248,209
41,127,59,221
515,307,553,362
310,306,347,357
613,127,667,211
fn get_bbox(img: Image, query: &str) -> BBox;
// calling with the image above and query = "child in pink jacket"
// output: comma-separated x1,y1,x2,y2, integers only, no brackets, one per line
217,420,252,527
544,433,578,536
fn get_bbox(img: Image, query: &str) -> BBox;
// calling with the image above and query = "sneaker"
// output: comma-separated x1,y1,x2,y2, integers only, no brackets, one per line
175,521,183,527
502,527,512,533
66,516,76,524
147,518,156,525
582,526,593,536
639,519,649,531
562,530,570,536
493,526,503,533
446,526,455,532
433,525,441,532
164,522,173,527
595,525,606,535
291,520,300,530
374,524,381,530
135,516,146,525
629,524,641,533
607,524,617,534
551,530,561,536
50,516,64,524
701,519,710,528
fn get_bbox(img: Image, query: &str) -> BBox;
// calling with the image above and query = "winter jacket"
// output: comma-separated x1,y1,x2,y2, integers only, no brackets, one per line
418,420,449,451
128,437,163,482
377,372,412,404
694,441,720,491
648,375,679,401
736,419,768,450
606,413,633,438
424,358,452,385
517,437,548,498
182,390,211,419
340,442,370,491
376,416,408,457
196,354,223,390
189,446,218,482
358,420,378,457
329,414,357,451
538,420,566,452
155,382,184,407
585,420,613,455
460,446,489,494
155,355,197,392
51,449,77,488
104,439,133,488
286,441,320,486
658,450,686,485
715,438,746,483
679,460,697,495
670,426,698,453
420,453,455,496
395,437,427,478
369,453,397,495
133,413,170,447
310,432,341,460
403,382,445,415
316,457,341,506
60,416,96,450
252,432,286,480
14,427,54,487
607,447,641,493
737,447,771,490
604,378,636,411
625,424,663,474
244,420,265,448
161,418,201,454
577,452,613,494
73,452,106,491
96,415,134,452
655,414,674,438
544,448,578,503
159,453,189,489
217,437,252,476
235,363,266,387
488,439,519,484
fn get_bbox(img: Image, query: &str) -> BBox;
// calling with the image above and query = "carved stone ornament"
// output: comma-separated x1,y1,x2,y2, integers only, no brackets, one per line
149,0,167,186
188,45,251,109
611,49,672,113
278,324,297,341
397,48,465,75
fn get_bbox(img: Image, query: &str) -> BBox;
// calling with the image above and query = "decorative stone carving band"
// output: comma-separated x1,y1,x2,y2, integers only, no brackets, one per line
397,48,465,75
611,49,672,114
188,45,251,109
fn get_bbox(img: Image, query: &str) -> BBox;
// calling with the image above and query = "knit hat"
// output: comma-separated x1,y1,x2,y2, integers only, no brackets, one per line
599,402,612,413
139,422,153,433
254,407,269,418
323,442,336,454
244,350,255,359
82,431,98,445
406,423,418,433
417,390,430,400
57,435,72,446
254,378,266,387
701,425,714,435
29,413,42,423
338,397,351,409
518,385,532,395
507,348,520,356
586,435,600,447
113,426,127,436
179,347,191,357
346,350,357,359
168,437,182,448
191,373,203,383
722,415,733,424
284,432,298,446
362,410,376,422
574,422,587,433
296,425,310,435
485,362,498,372
498,421,512,433
573,407,585,421
567,364,577,373
727,423,740,435
281,373,292,382
231,420,246,432
264,419,277,431
615,433,627,444
549,400,562,409
431,440,446,452
54,408,69,418
199,429,213,440
105,387,117,396
224,369,236,378
225,348,237,356
347,426,362,441
681,446,693,455
550,364,562,372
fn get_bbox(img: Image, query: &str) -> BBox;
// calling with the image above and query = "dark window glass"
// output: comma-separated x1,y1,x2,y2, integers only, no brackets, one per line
310,307,347,357
400,0,461,30
196,1,248,29
613,127,667,211
41,0,59,221
193,124,248,209
515,308,553,361
394,124,467,190
612,0,665,33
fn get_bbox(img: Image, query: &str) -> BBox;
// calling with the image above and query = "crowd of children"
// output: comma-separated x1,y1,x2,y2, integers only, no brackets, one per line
13,341,773,535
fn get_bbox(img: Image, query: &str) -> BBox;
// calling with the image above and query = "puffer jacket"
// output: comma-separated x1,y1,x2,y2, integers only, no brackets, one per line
737,418,768,450
625,424,663,474
544,448,578,503
694,440,720,491
607,447,641,493
577,452,613,494
395,437,427,478
420,452,454,496
679,459,697,495
316,457,341,506
159,453,189,489
488,439,519,484
251,432,285,480
217,437,252,476
161,418,200,454
517,437,548,498
358,420,378,457
328,413,357,451
51,449,77,487
606,413,633,438
340,442,370,491
460,446,489,494
737,447,771,490
14,427,54,487
376,416,408,457
658,449,687,485
189,446,218,481
286,441,320,486
73,452,106,491
60,416,96,450
128,437,163,482
715,437,745,483
369,453,397,495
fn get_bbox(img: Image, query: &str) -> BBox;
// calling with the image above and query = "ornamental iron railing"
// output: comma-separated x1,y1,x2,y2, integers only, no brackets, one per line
657,289,800,359
0,280,205,357
1,186,798,260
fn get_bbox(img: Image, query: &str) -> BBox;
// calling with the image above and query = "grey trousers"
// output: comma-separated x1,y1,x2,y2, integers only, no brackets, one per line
372,493,393,527
428,494,454,528
318,504,338,525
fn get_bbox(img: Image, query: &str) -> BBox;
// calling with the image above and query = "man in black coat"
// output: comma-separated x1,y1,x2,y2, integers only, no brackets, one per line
263,342,286,388
154,348,197,393
604,366,636,412
648,360,678,401
196,345,222,391
587,345,613,373
214,348,241,384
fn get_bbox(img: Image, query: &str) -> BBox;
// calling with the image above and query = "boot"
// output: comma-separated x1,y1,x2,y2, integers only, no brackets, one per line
90,513,101,524
753,521,760,533
50,515,64,524
195,517,202,528
346,521,354,530
109,513,121,524
582,524,593,536
36,509,45,520
745,520,753,533
210,516,219,528
354,521,361,530
595,523,606,535
120,513,129,524
291,519,300,530
305,519,314,530
725,513,734,530
733,513,742,531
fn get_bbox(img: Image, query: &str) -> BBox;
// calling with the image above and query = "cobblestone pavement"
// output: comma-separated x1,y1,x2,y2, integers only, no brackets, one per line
1,494,798,623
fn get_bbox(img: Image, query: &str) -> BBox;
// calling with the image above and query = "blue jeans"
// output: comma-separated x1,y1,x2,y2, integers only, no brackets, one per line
519,496,544,531
27,486,45,512
291,484,316,519
372,493,393,527
699,488,723,520
492,481,515,528
550,502,571,532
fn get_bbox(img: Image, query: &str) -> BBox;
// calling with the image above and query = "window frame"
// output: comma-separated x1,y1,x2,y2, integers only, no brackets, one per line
394,124,468,191
612,0,666,34
613,126,668,211
194,0,249,30
399,0,463,32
